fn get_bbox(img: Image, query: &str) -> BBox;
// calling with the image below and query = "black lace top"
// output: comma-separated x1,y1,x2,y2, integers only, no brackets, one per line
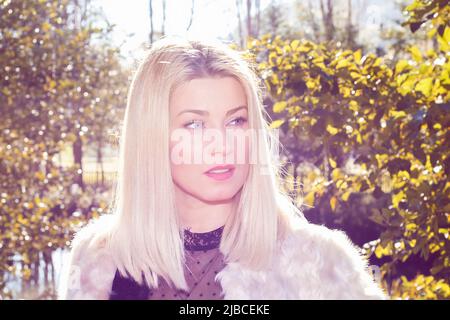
109,225,227,300
184,225,224,251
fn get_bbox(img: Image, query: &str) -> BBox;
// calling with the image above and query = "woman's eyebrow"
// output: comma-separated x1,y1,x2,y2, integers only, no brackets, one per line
176,105,247,117
226,105,247,116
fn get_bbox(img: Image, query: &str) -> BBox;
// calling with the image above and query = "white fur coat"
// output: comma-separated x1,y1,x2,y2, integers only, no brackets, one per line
57,215,388,300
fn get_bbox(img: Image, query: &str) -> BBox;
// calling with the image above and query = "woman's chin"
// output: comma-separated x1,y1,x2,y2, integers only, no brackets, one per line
198,190,238,204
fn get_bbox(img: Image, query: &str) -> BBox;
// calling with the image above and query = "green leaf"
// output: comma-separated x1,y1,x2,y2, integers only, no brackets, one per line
329,157,337,168
270,119,285,129
331,168,344,181
273,101,287,113
438,35,450,52
290,39,300,51
330,196,337,212
342,191,351,201
353,49,362,63
409,46,423,63
326,124,339,135
395,60,411,74
304,191,315,206
336,59,351,69
392,191,406,209
415,77,433,96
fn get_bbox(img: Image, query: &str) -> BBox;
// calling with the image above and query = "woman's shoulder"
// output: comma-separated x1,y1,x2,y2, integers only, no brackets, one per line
279,220,389,299
58,214,117,299
70,213,115,252
282,220,363,258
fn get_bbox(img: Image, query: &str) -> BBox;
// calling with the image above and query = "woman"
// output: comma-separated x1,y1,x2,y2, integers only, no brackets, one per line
58,36,388,300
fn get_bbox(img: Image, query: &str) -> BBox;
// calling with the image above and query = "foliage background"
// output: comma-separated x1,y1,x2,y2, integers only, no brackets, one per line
0,0,448,299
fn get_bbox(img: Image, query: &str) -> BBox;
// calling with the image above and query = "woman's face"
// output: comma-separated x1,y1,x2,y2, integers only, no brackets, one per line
169,76,250,203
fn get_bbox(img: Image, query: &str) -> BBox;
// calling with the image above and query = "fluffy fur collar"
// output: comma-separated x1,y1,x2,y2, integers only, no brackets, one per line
58,215,388,300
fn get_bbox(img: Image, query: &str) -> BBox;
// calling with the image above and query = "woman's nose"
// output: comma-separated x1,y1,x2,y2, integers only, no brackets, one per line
207,128,234,162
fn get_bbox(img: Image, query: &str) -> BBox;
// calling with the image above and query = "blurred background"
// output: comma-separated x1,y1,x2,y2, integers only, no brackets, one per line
0,0,448,299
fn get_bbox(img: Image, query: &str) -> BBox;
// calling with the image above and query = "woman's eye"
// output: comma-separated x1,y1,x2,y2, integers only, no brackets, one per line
184,120,204,129
228,116,247,126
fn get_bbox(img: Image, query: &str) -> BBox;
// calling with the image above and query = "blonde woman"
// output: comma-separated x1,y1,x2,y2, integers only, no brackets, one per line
58,36,388,300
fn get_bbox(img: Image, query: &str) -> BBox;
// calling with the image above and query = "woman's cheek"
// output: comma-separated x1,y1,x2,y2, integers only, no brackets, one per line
232,129,251,165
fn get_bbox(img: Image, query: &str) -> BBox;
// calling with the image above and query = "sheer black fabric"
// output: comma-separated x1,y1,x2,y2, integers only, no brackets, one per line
109,225,226,300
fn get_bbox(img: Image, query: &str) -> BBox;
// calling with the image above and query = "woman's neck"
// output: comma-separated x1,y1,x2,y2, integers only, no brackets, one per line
174,186,238,233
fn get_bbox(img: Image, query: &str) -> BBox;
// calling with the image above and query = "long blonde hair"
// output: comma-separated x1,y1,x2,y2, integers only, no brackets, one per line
98,36,305,291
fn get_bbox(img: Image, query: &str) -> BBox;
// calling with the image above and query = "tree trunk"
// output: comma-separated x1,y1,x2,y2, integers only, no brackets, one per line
187,0,195,31
320,0,335,42
72,133,84,190
246,0,252,38
149,0,154,44
307,0,321,40
161,0,166,36
235,0,243,47
96,136,104,186
255,0,260,38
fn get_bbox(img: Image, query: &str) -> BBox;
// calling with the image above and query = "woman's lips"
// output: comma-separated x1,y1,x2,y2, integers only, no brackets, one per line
204,165,235,181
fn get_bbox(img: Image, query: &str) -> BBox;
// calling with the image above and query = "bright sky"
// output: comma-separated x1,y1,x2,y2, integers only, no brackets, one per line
93,0,401,64
94,0,271,63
